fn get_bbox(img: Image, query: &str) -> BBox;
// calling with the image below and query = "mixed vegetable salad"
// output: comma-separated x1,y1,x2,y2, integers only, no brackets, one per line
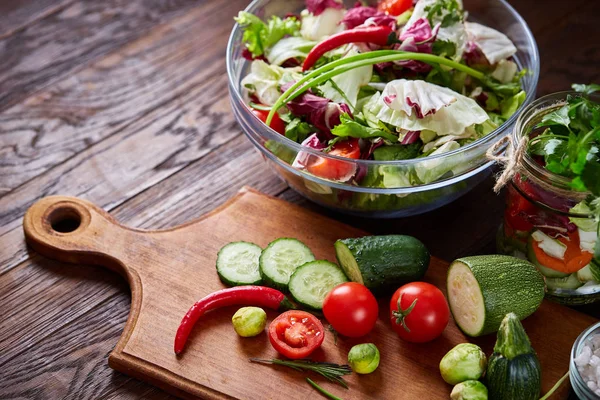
236,0,527,186
499,85,600,301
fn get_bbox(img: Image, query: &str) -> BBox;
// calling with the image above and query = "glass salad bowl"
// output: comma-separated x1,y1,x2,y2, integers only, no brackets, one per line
226,0,540,218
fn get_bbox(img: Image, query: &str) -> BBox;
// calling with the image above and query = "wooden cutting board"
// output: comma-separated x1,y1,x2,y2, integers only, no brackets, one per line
23,187,596,400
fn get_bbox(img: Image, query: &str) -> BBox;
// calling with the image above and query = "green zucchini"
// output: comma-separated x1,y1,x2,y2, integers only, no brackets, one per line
334,235,430,295
259,238,315,291
446,255,545,337
591,259,600,281
288,260,348,310
216,242,262,286
485,313,541,400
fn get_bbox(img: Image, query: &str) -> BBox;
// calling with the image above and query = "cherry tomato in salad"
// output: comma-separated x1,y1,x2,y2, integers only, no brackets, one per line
390,282,449,343
323,282,379,338
532,230,594,274
268,310,325,359
251,108,286,135
377,0,412,16
307,138,361,181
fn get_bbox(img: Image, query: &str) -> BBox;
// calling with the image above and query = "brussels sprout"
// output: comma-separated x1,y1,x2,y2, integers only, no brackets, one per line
440,343,487,384
347,343,380,374
450,380,488,400
231,307,267,337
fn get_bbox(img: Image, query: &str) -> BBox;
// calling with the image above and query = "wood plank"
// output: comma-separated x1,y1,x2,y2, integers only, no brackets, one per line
0,0,212,113
0,0,247,195
0,0,74,39
0,135,286,366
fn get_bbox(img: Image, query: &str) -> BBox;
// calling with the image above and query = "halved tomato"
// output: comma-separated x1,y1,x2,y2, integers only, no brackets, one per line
307,138,361,181
268,311,325,359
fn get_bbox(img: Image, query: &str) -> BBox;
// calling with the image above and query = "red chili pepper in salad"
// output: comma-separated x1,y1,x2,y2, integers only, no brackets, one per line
302,26,393,71
174,286,294,355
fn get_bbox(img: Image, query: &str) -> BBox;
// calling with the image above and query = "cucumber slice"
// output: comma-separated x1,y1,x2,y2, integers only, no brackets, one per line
526,237,569,278
546,273,583,290
335,235,429,295
288,260,348,310
259,238,315,291
447,255,545,337
216,242,263,286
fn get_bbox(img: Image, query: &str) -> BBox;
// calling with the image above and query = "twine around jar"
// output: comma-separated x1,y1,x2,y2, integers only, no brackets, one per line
486,134,529,193
487,134,590,202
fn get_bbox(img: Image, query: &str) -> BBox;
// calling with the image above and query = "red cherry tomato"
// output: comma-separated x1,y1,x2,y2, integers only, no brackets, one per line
268,310,325,359
377,0,412,16
307,138,361,181
323,282,379,338
389,282,449,343
251,108,286,135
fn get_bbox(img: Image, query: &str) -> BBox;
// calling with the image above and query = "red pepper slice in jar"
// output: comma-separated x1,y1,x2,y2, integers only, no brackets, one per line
268,310,325,359
302,26,393,71
174,286,294,355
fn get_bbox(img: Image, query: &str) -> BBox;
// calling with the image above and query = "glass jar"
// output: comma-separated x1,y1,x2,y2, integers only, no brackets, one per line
570,321,600,399
497,92,599,305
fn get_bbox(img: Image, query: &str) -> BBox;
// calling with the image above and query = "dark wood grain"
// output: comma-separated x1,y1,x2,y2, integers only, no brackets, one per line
0,0,208,113
0,0,598,398
0,0,249,196
0,0,74,39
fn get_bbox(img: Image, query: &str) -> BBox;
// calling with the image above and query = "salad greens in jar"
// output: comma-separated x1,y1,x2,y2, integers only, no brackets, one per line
498,85,600,304
235,0,527,190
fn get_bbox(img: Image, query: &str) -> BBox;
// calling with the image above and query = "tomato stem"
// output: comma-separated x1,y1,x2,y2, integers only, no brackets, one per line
392,293,418,332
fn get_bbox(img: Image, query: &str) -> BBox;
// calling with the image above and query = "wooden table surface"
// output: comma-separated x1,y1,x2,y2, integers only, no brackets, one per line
0,0,598,398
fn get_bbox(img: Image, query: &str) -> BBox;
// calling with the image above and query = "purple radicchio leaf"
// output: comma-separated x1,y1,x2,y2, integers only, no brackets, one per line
401,130,421,144
399,17,439,44
306,0,343,16
292,133,327,169
463,41,490,67
393,19,440,73
363,14,397,30
286,88,352,139
341,4,379,29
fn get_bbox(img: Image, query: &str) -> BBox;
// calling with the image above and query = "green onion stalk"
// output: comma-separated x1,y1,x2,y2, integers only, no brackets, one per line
265,50,502,126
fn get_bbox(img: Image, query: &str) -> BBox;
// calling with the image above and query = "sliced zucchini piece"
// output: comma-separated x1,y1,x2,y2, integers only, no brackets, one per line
447,255,545,337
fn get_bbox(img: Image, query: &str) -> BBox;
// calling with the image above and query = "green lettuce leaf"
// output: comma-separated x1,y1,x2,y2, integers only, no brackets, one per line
331,113,398,142
241,60,301,106
266,37,316,66
235,12,301,57
569,201,598,231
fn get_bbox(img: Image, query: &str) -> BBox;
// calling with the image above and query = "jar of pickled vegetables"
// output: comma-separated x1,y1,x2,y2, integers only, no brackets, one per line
497,91,600,305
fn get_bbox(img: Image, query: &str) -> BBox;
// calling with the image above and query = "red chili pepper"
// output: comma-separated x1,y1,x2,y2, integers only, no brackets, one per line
174,286,294,355
302,26,393,71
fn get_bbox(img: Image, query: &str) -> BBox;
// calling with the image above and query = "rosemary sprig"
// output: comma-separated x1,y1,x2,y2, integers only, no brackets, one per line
307,378,344,400
249,358,352,388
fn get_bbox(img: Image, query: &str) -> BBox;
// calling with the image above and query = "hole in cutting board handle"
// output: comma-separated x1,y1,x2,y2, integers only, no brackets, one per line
47,206,82,233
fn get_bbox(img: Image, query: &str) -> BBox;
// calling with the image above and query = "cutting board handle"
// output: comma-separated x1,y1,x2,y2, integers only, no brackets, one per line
23,196,129,273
